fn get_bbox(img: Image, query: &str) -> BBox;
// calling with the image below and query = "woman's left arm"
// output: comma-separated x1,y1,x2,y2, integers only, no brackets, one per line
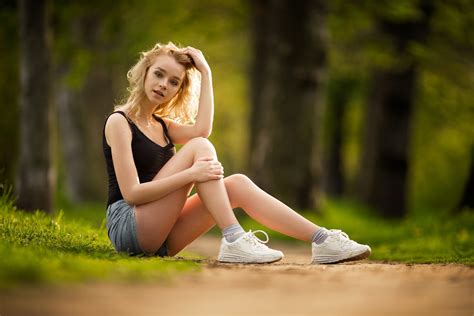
166,47,214,144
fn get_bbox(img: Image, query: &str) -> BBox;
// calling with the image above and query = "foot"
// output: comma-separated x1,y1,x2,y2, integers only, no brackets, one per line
218,230,284,264
311,229,371,264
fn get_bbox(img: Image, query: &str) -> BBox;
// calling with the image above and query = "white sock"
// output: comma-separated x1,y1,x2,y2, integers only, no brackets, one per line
222,223,245,242
312,227,329,245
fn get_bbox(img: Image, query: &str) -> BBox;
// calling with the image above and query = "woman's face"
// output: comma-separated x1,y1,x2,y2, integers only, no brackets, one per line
144,54,186,105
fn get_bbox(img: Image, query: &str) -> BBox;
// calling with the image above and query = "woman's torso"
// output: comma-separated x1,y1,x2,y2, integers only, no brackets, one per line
103,110,175,206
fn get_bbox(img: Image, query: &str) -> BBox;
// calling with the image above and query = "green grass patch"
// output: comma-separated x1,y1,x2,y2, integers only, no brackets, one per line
0,194,199,290
238,199,474,265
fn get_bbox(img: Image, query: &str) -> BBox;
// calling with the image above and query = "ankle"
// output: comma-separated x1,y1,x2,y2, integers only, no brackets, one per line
222,223,245,243
311,227,329,245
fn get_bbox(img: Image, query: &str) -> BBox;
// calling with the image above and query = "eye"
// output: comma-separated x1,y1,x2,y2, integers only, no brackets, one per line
170,80,179,86
154,71,163,78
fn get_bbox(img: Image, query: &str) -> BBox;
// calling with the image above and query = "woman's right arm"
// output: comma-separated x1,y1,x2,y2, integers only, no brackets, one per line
105,114,222,205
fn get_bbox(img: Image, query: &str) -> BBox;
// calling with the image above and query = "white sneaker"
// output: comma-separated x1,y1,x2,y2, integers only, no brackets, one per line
311,229,371,264
217,230,284,264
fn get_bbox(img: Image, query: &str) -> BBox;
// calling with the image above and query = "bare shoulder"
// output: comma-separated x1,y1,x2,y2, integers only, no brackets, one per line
106,112,129,129
104,112,132,145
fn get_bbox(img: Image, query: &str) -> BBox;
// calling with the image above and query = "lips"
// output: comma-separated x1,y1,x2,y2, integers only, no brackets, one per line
153,90,165,98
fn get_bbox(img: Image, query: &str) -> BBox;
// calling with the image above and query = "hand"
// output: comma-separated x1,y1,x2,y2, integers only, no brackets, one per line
183,47,211,74
190,156,224,182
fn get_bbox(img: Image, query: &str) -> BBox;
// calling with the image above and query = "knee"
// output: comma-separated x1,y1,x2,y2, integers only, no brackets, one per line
225,173,252,187
225,174,253,208
187,137,215,152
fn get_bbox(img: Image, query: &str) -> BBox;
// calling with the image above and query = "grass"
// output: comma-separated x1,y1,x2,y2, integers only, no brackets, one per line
0,193,199,290
238,199,474,265
1,190,472,290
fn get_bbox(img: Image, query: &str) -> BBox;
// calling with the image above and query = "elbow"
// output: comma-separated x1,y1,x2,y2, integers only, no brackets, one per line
123,195,137,206
122,188,138,206
198,127,212,138
123,196,136,206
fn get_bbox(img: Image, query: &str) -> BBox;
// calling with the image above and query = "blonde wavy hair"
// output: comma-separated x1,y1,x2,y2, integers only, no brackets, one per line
116,42,199,123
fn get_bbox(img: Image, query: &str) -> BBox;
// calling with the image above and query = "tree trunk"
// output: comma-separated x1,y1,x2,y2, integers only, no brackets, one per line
16,0,53,213
0,1,20,190
55,14,114,203
322,77,355,197
249,0,327,210
360,69,416,217
56,65,88,203
358,3,433,218
455,144,474,212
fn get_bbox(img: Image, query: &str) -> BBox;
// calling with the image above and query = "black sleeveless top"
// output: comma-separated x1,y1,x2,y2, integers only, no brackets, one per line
103,111,175,206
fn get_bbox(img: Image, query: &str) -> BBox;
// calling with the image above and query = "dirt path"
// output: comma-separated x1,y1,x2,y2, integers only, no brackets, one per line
1,236,473,316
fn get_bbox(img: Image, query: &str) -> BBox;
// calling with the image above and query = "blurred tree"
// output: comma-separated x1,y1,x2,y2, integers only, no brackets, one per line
327,0,474,216
0,0,19,189
321,76,357,197
358,1,434,218
456,144,474,212
16,0,54,213
53,1,120,203
249,0,327,210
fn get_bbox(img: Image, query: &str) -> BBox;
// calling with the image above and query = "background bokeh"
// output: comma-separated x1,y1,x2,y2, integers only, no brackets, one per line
0,0,473,217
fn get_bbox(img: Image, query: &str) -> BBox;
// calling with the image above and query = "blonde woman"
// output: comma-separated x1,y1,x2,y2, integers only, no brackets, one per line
103,42,371,264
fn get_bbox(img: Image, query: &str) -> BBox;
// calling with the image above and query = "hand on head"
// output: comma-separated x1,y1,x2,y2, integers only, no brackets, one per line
182,47,210,73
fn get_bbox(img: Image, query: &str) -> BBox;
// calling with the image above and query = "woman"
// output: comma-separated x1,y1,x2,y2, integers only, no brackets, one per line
103,42,371,264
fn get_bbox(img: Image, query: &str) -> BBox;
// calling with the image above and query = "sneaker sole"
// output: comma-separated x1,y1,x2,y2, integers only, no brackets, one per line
312,247,371,264
217,255,283,264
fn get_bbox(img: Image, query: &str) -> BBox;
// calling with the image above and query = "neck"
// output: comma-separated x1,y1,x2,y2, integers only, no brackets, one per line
137,97,159,122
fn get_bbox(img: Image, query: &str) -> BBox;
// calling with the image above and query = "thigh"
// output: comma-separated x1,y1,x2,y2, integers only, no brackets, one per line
135,137,218,254
134,141,200,254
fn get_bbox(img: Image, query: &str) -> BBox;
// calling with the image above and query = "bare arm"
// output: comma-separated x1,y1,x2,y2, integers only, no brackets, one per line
105,113,223,205
166,47,214,144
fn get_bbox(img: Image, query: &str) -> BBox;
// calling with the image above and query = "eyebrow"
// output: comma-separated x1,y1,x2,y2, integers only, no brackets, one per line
155,67,182,81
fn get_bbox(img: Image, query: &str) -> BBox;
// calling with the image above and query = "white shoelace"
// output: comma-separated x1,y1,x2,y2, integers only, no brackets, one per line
329,229,349,239
328,229,356,246
244,230,270,250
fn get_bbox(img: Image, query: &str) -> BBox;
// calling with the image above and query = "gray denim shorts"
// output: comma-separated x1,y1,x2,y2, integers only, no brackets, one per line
106,199,168,257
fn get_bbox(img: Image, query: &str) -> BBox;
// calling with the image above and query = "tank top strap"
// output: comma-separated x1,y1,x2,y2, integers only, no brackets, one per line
103,110,134,136
153,114,173,144
112,111,134,125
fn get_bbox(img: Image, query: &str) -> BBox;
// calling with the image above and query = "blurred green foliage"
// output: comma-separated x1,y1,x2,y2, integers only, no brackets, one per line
326,0,474,213
0,0,472,215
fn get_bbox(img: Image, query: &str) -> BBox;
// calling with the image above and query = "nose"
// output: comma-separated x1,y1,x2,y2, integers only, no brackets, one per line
159,81,167,90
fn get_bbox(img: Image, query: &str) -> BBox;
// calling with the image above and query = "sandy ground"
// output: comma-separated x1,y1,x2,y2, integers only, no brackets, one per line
1,236,473,316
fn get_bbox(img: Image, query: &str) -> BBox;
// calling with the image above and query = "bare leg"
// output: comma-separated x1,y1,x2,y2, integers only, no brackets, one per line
135,137,238,255
166,193,215,256
166,174,370,265
166,174,320,256
225,174,319,241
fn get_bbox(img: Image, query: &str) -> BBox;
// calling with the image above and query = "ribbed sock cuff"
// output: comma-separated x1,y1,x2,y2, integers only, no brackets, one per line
222,223,245,243
312,227,329,245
